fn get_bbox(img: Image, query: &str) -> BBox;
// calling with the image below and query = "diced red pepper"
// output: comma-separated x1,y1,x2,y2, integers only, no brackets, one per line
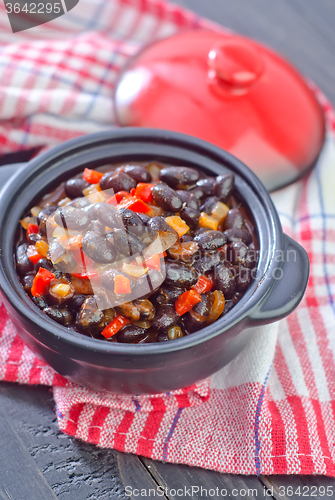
130,188,136,196
145,253,161,271
83,168,104,184
193,275,213,294
27,245,44,264
114,275,131,295
121,197,152,214
72,249,95,270
134,183,155,203
101,315,130,339
31,267,55,297
175,289,202,316
107,191,132,206
27,223,39,237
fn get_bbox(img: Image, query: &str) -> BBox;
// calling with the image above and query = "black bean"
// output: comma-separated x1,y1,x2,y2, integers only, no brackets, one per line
180,234,193,243
157,331,169,342
196,177,216,195
180,206,200,229
200,196,220,214
226,242,248,264
92,202,123,229
16,244,34,274
152,183,182,212
68,294,87,311
22,275,34,293
107,229,144,257
189,186,205,200
120,165,152,183
137,213,151,225
164,261,197,288
37,205,57,225
159,166,199,188
147,216,175,236
233,292,244,304
235,267,252,292
193,227,209,237
99,171,136,193
65,178,89,199
176,191,199,210
82,231,116,263
36,258,55,273
138,329,157,343
223,209,246,230
224,228,253,245
28,233,44,244
117,325,147,343
100,269,133,291
54,206,90,231
213,174,234,203
32,296,48,310
43,306,74,326
76,296,104,331
214,263,236,298
133,299,155,320
82,203,97,218
194,230,227,252
87,219,105,235
194,253,222,274
38,218,48,237
147,269,164,291
223,300,235,315
118,208,147,237
132,270,164,299
188,294,210,329
151,305,178,331
155,285,184,306
244,249,259,268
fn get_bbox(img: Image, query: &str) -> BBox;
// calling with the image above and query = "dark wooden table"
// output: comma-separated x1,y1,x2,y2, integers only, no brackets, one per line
1,1,335,499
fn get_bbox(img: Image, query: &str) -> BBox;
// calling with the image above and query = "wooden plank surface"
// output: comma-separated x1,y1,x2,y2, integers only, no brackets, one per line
0,384,128,500
1,0,335,499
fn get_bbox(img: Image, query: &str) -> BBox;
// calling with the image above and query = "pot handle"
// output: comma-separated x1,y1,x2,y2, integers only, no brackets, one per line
249,234,309,325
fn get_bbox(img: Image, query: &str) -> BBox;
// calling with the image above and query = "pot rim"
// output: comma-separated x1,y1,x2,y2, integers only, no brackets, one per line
0,128,283,356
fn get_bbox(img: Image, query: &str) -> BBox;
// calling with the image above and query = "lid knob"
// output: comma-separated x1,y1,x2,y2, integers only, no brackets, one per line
208,38,264,87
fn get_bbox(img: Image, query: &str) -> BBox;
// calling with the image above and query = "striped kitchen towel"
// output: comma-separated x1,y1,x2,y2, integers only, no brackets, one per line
0,0,335,476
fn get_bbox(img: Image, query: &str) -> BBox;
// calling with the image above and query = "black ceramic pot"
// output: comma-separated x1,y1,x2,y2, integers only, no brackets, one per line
0,129,309,394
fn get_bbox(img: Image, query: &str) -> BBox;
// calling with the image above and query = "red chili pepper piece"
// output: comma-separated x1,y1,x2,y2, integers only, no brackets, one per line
27,223,39,237
83,168,104,184
114,275,131,295
121,198,152,214
130,188,136,196
27,245,44,264
134,183,155,203
107,191,132,206
175,289,202,316
101,315,130,339
193,275,213,294
145,253,161,271
72,249,95,269
31,267,55,297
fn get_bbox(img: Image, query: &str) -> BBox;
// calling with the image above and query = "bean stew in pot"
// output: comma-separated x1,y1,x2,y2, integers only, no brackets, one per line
15,162,258,343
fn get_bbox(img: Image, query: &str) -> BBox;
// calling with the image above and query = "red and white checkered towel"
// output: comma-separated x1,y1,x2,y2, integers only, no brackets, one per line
1,0,335,476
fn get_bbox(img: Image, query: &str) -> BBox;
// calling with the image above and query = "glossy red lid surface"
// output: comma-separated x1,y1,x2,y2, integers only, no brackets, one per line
114,30,325,191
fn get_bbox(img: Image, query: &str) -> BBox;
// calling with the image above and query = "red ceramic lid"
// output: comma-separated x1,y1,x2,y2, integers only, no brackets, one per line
114,30,325,191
